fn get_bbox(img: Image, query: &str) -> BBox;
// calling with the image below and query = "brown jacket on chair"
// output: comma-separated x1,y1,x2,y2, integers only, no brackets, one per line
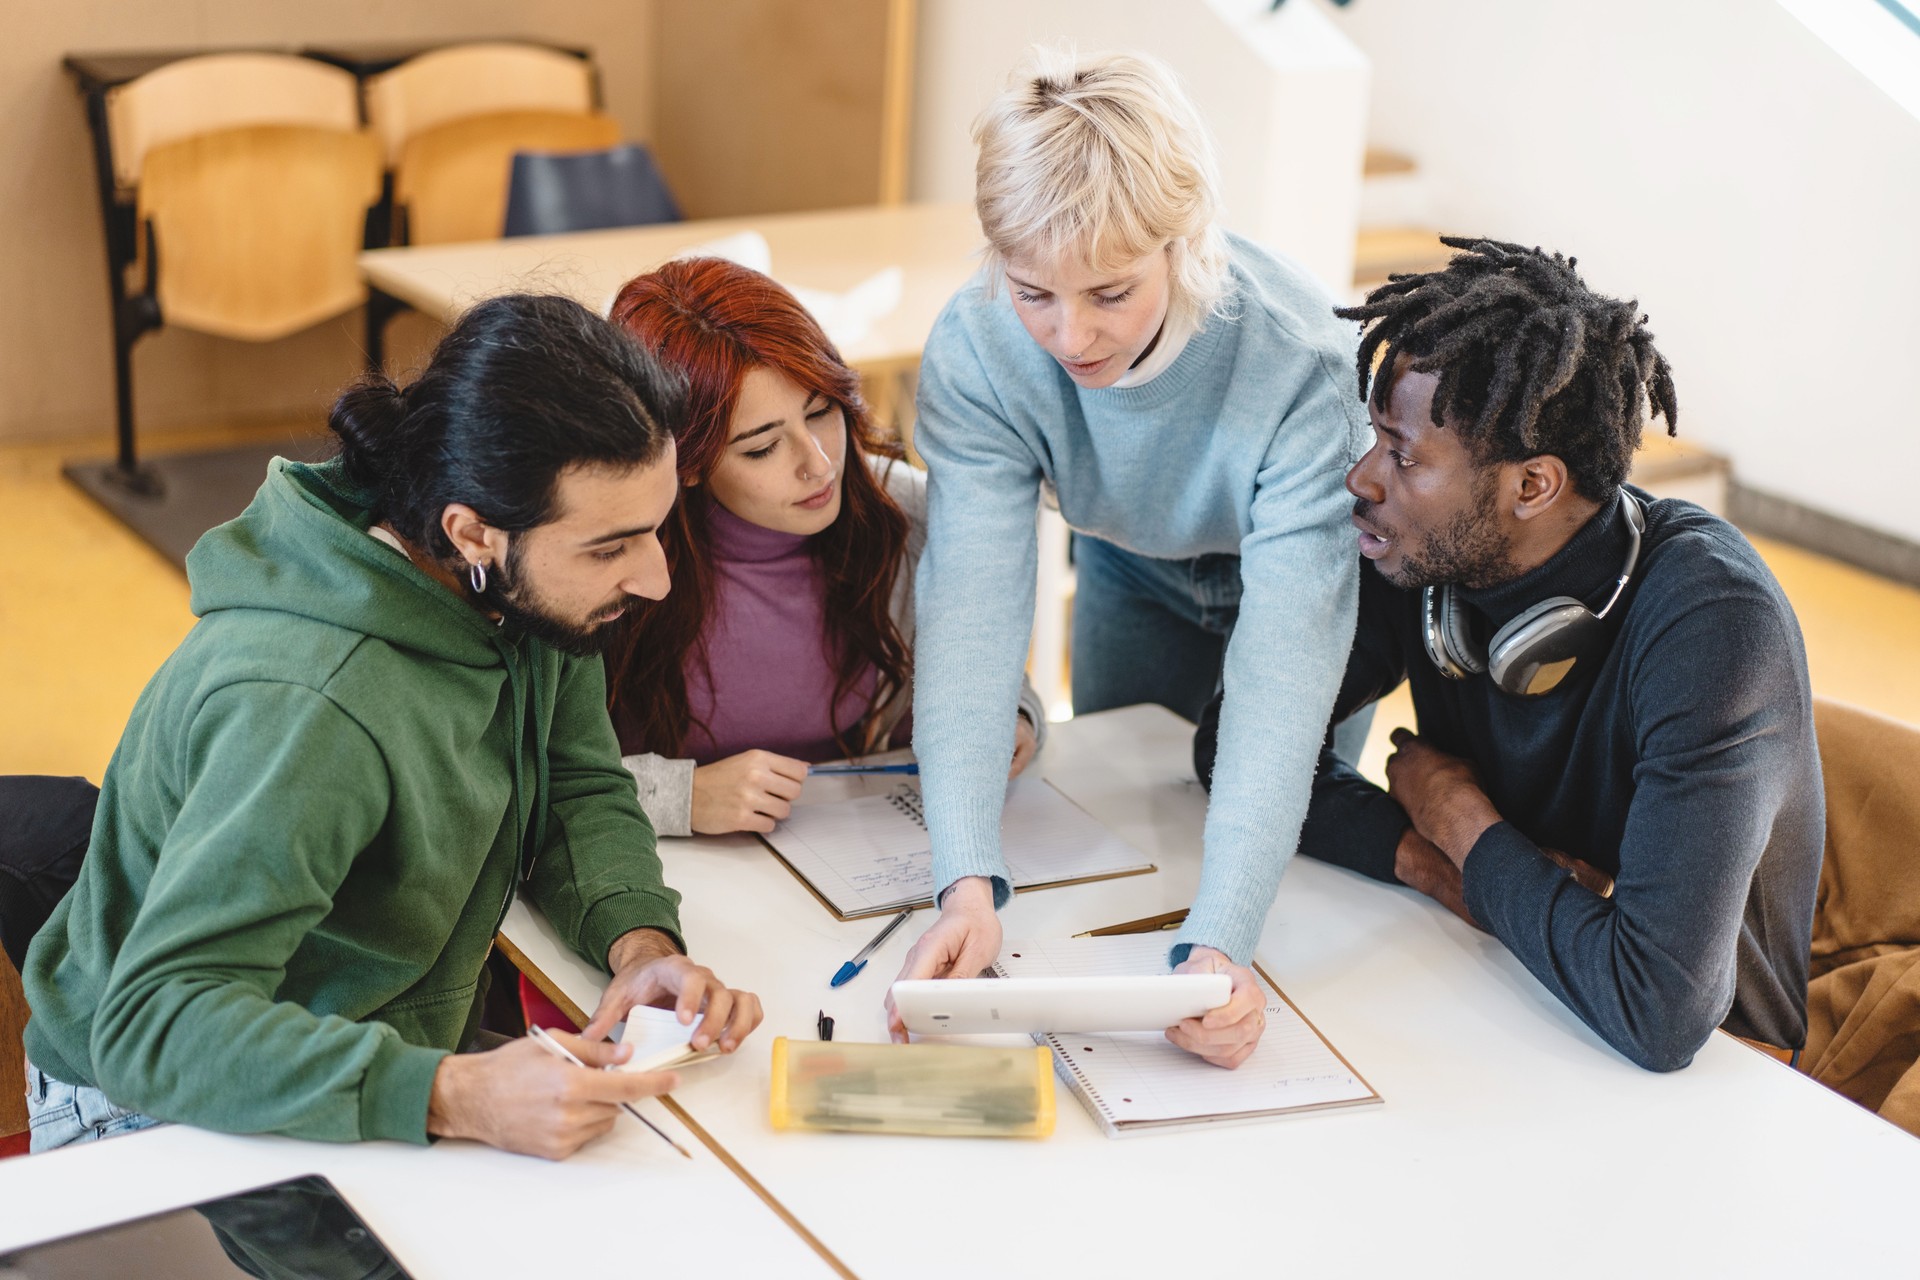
1804,699,1920,1137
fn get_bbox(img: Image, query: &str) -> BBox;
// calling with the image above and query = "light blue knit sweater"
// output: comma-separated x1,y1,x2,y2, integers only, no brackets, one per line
912,234,1368,964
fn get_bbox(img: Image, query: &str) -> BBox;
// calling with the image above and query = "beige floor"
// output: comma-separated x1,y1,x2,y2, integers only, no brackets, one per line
6,424,1920,781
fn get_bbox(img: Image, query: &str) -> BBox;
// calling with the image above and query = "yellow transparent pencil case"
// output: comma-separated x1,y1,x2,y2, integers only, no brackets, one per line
769,1038,1056,1138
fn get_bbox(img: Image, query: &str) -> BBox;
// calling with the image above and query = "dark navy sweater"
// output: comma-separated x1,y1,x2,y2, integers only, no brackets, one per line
1202,487,1823,1070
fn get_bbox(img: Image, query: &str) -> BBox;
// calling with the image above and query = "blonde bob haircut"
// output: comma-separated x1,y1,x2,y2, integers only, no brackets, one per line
973,47,1232,334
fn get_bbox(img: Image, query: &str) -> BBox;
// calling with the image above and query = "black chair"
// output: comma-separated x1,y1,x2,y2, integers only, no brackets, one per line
502,143,681,237
0,777,97,970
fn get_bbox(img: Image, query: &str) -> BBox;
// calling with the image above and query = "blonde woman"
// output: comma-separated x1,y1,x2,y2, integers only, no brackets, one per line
891,50,1368,1069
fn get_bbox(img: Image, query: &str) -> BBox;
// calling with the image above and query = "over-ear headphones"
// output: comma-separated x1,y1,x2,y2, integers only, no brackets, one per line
1422,489,1645,698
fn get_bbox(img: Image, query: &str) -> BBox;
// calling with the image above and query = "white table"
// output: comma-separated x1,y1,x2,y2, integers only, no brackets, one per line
503,704,1920,1279
0,1091,840,1276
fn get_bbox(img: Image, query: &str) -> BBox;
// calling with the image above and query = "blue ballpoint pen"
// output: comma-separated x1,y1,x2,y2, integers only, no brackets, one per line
808,762,920,776
829,907,915,987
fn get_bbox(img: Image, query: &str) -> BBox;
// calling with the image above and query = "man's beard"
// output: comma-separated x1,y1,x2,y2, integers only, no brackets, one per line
1363,468,1518,591
484,541,635,658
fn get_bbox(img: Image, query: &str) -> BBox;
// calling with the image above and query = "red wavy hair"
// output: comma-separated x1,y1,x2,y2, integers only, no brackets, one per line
605,257,911,757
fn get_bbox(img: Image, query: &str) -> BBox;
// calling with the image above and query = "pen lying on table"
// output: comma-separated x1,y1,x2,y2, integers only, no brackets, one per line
526,1024,692,1159
830,907,916,987
1073,908,1190,937
808,762,920,776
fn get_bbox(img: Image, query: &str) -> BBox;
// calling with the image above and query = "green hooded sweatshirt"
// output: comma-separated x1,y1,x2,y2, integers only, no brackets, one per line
23,457,682,1144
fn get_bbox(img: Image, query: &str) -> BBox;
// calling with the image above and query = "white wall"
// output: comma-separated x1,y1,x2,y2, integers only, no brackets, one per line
910,0,1370,296
1326,0,1920,543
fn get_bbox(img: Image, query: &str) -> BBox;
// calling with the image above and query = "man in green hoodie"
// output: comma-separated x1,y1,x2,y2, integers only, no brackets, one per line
23,294,762,1159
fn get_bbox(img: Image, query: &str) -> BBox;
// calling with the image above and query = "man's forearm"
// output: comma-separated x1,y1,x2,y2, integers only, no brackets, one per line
606,926,682,974
1298,757,1418,885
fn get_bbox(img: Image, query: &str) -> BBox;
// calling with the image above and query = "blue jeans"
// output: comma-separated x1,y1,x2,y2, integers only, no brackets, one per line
1071,533,1242,724
26,1062,161,1153
1071,533,1375,760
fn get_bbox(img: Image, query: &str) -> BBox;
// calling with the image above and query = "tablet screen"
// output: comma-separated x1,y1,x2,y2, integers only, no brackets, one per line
0,1173,415,1279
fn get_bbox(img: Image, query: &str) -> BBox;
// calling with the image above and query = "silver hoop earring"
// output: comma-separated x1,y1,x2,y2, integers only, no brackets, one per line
469,560,489,594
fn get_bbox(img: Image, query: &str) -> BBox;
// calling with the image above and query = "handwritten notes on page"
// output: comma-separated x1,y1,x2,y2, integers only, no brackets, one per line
761,777,1154,919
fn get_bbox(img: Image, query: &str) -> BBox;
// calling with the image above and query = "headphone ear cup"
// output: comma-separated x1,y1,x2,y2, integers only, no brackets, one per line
1439,589,1487,675
1487,599,1604,697
1423,585,1486,679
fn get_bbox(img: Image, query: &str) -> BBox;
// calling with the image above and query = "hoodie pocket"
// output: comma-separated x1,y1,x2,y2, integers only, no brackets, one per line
375,979,482,1051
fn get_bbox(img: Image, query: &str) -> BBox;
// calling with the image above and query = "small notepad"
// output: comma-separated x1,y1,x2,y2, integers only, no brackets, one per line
760,777,1155,920
994,935,1381,1137
613,1005,721,1073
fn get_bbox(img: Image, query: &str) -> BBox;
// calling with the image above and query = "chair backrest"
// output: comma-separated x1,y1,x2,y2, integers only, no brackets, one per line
105,53,359,188
363,42,596,166
1812,696,1920,966
393,110,621,246
1,953,23,1140
137,125,384,341
503,144,681,237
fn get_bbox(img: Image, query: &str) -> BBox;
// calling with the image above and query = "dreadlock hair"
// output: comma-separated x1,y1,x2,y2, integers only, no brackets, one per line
1334,236,1678,502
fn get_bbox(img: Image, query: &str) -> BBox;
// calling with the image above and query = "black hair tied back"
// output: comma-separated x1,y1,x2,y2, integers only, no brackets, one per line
327,375,410,495
321,293,686,558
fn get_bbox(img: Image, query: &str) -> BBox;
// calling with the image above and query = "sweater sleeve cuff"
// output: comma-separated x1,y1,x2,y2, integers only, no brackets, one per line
1171,905,1261,968
359,1039,447,1145
1461,821,1563,932
929,788,1015,910
623,754,695,839
937,872,1011,910
580,890,686,973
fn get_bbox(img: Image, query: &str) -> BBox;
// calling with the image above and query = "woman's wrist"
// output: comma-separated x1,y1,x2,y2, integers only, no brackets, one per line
938,875,996,913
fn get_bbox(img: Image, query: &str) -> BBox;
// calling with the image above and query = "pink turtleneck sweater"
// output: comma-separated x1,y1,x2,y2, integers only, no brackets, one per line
668,500,908,764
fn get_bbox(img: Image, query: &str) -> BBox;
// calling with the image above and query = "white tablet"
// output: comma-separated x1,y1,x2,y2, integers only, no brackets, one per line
890,974,1232,1035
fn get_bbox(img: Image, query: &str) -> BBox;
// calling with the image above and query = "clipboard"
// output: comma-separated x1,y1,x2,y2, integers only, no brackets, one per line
995,932,1383,1137
755,776,1157,922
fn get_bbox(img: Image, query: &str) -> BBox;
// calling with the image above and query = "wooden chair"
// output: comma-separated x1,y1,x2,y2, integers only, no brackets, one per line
362,42,597,169
0,775,99,1151
105,52,359,188
2,955,24,1146
391,110,621,247
138,125,383,341
86,54,365,491
356,43,604,365
1804,697,1920,1137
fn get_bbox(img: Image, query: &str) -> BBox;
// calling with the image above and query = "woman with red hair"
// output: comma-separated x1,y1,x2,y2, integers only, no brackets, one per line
604,257,1044,836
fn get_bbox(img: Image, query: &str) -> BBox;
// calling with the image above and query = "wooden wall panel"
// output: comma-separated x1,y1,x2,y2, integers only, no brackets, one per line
650,0,908,217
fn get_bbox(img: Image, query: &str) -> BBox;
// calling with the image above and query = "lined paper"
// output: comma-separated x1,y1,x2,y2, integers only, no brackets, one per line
995,935,1379,1134
762,777,1154,917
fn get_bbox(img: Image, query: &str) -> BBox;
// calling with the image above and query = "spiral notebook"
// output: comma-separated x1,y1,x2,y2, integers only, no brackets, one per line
993,934,1381,1137
760,777,1155,920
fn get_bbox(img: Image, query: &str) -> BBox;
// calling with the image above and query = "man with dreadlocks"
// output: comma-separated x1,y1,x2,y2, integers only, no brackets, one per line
1200,237,1822,1071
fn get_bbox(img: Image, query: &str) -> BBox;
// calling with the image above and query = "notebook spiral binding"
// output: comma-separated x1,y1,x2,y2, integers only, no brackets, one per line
1044,1032,1119,1121
887,785,927,830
